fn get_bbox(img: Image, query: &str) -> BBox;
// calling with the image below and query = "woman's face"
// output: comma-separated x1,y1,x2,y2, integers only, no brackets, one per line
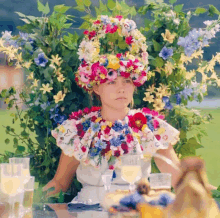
93,76,135,110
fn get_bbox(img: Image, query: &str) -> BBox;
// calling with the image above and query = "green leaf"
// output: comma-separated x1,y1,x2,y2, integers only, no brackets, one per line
15,12,26,17
217,185,220,192
17,146,25,152
130,6,137,16
169,0,177,4
78,21,90,30
54,5,71,13
152,39,162,51
95,6,101,16
75,0,84,6
174,4,183,13
151,57,164,67
208,5,220,17
58,190,64,203
107,0,116,10
144,18,152,28
13,138,18,145
73,5,85,12
44,2,50,15
195,7,207,15
37,0,50,15
83,0,91,7
5,139,10,144
99,0,108,12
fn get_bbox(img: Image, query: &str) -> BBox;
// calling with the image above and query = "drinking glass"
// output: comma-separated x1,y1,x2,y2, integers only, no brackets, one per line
150,173,172,191
120,154,142,192
9,158,30,184
101,170,113,192
1,163,24,218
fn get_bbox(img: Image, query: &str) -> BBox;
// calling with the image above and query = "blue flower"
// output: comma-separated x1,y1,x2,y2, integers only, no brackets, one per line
49,104,59,113
19,31,30,41
146,115,152,121
157,193,175,207
82,120,91,132
112,121,124,132
125,129,130,135
159,47,173,60
162,96,170,104
91,122,101,132
164,102,173,110
54,115,67,124
120,191,144,209
175,93,181,105
34,52,48,67
95,139,107,149
147,121,154,132
1,30,12,40
111,170,117,181
110,137,122,147
100,15,111,25
40,101,50,110
119,134,125,141
180,88,193,99
89,147,102,157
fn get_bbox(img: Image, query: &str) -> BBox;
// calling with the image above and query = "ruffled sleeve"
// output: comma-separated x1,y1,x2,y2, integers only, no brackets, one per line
51,118,91,162
141,114,180,155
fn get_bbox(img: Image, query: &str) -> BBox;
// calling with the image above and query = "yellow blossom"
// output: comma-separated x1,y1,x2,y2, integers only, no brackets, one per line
0,38,5,47
147,71,155,79
100,74,106,79
27,72,34,80
142,124,147,131
16,52,23,63
185,69,196,80
58,125,66,133
157,127,166,135
64,87,69,94
161,29,176,43
164,61,175,76
22,61,32,69
191,49,203,59
50,54,63,66
201,72,208,83
15,62,22,69
101,125,107,131
146,85,155,93
107,54,120,70
95,118,102,123
57,74,66,82
32,79,39,87
106,121,112,127
53,91,66,103
153,98,165,112
143,92,154,103
155,67,162,73
40,83,53,94
54,67,62,76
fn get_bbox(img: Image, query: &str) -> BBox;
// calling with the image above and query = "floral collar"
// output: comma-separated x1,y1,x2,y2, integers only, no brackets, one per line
64,106,165,169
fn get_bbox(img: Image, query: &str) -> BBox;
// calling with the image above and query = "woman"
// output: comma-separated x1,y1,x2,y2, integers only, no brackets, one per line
43,15,216,203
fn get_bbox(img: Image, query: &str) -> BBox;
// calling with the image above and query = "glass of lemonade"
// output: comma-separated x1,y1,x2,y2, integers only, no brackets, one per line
9,158,30,184
23,176,35,208
1,163,24,218
120,154,142,192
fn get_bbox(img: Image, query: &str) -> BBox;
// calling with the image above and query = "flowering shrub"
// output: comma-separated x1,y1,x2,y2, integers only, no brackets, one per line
0,0,220,201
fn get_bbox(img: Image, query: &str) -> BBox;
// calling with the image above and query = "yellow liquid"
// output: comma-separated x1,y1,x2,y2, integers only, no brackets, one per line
22,169,30,177
121,165,142,184
23,190,34,208
1,177,21,195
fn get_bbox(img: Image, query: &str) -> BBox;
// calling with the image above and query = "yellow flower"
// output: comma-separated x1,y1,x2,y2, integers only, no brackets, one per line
146,85,155,93
50,54,63,66
16,52,23,63
106,121,112,127
32,79,39,87
143,92,154,103
4,98,10,104
15,62,22,69
164,61,175,76
142,124,147,131
100,74,106,79
161,29,176,43
153,98,165,112
157,127,166,135
53,91,66,103
22,61,32,69
57,74,66,82
185,69,196,80
147,71,155,79
27,72,34,80
95,118,102,123
101,125,107,131
64,87,69,94
0,38,5,47
107,54,120,70
40,83,53,94
58,125,66,133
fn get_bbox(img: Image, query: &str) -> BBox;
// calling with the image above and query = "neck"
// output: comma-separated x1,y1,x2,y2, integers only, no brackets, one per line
100,105,129,123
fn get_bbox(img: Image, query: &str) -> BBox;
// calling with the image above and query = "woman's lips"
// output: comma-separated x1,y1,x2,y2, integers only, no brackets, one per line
116,98,127,100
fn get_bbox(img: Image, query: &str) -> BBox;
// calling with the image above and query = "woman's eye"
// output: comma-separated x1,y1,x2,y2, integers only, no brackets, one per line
125,80,131,83
108,81,115,84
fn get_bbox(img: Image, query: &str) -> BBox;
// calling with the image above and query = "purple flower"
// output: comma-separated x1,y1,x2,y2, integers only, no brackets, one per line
110,137,122,147
175,94,181,105
162,96,173,110
54,114,67,124
19,31,30,41
34,53,48,67
180,88,193,99
159,47,173,60
95,139,107,149
112,121,124,132
82,120,91,132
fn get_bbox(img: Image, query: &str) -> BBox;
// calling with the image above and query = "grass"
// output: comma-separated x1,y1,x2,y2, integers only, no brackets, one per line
0,108,220,187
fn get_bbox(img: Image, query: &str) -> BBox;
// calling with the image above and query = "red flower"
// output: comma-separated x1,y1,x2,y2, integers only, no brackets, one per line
125,36,133,45
110,25,118,33
105,24,112,33
119,61,124,66
120,71,130,78
104,126,111,135
69,111,78,120
155,134,161,141
109,165,115,170
83,107,90,114
98,132,101,138
77,110,83,118
141,71,147,76
126,60,133,68
101,144,110,156
89,31,96,40
78,130,85,138
153,119,160,129
140,145,144,151
130,112,147,130
91,106,101,112
115,15,123,21
81,146,87,152
76,123,84,132
83,30,89,35
114,150,121,157
94,20,101,24
121,143,129,154
126,134,134,143
142,107,151,114
116,53,122,59
81,60,88,67
91,116,98,122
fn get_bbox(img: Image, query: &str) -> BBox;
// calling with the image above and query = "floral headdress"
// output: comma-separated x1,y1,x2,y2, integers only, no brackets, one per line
75,15,150,94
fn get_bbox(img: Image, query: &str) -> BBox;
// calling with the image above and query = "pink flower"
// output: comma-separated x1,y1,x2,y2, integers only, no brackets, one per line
89,31,96,40
105,24,112,33
110,25,118,33
115,15,123,21
155,135,161,141
80,72,90,84
109,165,115,170
114,150,121,157
125,36,133,45
126,60,133,68
151,110,159,116
126,134,134,143
153,119,160,129
158,115,165,120
116,53,122,59
142,107,151,114
83,107,90,114
120,71,130,78
94,20,101,24
106,69,117,81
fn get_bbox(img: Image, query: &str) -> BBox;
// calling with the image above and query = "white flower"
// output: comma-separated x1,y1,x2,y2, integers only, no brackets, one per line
203,20,214,26
173,19,180,25
166,10,176,18
1,31,12,40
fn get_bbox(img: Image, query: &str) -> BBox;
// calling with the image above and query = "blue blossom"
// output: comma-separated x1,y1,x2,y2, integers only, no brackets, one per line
164,102,173,110
100,15,111,25
180,88,193,99
34,52,48,67
120,191,144,209
175,93,181,105
1,30,12,40
82,120,91,132
157,193,175,207
123,124,129,129
110,137,122,147
147,121,154,132
95,139,107,149
19,31,30,41
50,106,59,119
28,37,34,44
125,129,130,135
91,122,101,132
162,96,170,104
112,121,124,132
89,147,102,157
111,170,117,181
119,134,125,141
159,47,173,60
54,114,67,124
49,104,59,113
40,101,50,110
146,115,152,121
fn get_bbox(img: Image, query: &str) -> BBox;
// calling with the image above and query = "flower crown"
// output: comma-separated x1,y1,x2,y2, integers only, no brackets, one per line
75,15,150,94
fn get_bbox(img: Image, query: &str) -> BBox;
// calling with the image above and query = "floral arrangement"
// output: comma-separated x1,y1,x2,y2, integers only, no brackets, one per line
52,105,180,169
75,15,149,93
